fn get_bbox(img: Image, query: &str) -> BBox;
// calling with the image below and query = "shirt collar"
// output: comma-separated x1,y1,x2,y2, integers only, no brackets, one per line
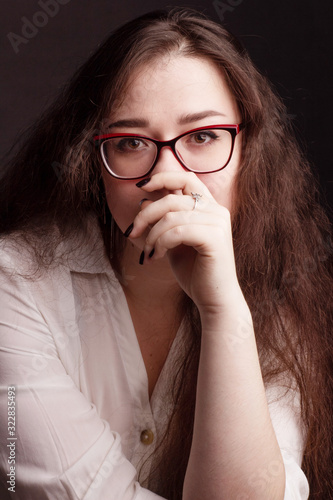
59,216,114,276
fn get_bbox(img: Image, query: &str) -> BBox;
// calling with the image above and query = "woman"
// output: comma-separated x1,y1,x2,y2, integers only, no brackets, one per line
0,8,332,500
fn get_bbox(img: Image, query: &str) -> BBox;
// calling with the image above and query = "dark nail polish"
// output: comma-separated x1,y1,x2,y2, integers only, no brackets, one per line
139,198,148,207
139,251,145,265
148,249,155,258
124,223,134,238
136,178,151,188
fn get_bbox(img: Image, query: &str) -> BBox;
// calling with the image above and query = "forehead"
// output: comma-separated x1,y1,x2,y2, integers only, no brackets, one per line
110,56,240,125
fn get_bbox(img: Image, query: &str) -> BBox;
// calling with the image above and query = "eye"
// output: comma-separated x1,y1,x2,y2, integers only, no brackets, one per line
115,138,148,152
188,131,219,145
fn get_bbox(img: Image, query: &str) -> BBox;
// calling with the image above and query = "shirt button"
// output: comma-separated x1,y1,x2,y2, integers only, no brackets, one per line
140,429,154,445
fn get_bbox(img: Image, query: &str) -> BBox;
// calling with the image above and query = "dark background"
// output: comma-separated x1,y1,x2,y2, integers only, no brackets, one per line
1,0,332,212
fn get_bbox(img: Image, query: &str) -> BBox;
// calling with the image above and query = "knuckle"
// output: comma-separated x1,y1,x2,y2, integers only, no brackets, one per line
163,211,175,224
172,225,183,237
165,193,175,204
145,236,152,247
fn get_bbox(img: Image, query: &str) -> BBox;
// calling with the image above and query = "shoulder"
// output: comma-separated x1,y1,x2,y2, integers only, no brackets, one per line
0,217,112,279
0,232,40,280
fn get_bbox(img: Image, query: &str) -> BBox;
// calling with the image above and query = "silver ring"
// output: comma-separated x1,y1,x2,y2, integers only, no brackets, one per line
191,192,202,210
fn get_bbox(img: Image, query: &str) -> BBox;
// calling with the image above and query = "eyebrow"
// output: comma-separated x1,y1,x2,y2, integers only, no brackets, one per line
107,110,226,129
177,110,226,125
107,118,148,129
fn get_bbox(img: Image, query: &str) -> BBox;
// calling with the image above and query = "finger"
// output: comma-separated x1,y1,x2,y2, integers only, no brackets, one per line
130,193,216,238
148,222,220,261
136,171,214,199
143,210,229,258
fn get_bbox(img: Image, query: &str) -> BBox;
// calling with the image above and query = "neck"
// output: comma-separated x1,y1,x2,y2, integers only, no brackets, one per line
116,240,182,314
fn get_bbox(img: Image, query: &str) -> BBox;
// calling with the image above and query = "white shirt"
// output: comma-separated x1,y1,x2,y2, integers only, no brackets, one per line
0,223,309,499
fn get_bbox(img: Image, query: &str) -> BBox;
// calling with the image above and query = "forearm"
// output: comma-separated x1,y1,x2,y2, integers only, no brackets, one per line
183,292,285,500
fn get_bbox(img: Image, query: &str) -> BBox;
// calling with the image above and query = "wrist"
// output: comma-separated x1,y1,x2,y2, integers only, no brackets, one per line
198,290,253,341
198,284,249,319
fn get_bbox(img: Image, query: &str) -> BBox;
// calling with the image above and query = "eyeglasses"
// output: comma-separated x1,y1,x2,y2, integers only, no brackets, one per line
94,123,244,180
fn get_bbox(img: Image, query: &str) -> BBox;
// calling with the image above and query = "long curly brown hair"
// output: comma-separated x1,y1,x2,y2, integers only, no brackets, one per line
1,8,332,499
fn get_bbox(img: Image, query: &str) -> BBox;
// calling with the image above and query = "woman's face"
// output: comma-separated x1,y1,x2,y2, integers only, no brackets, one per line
102,55,242,249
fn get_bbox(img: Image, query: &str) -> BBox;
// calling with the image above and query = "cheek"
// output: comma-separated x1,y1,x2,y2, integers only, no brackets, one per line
198,160,239,211
202,170,235,209
201,141,241,210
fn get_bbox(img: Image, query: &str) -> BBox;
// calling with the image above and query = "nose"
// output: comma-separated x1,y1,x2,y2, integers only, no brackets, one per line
152,145,185,175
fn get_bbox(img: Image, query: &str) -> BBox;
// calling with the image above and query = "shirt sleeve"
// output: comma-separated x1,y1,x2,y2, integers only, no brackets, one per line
0,253,166,500
266,385,310,499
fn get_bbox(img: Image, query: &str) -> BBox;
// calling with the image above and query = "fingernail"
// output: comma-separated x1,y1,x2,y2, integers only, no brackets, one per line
136,178,151,188
139,198,148,207
139,251,145,265
124,223,134,238
148,249,155,259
